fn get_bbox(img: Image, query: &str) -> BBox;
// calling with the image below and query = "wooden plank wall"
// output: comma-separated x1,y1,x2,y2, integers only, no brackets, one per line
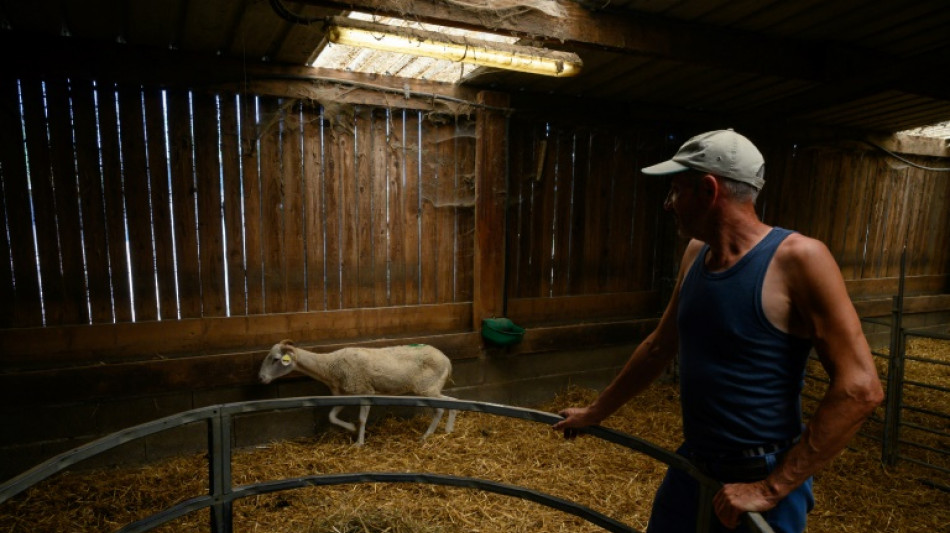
0,80,475,332
504,119,678,324
758,142,950,302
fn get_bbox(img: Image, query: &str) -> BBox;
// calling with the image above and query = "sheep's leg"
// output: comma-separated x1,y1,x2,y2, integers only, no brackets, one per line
444,409,456,434
422,408,444,440
440,395,457,434
356,403,370,445
328,405,357,433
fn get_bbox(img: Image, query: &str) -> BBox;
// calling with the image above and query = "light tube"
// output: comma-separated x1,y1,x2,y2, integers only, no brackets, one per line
325,18,582,78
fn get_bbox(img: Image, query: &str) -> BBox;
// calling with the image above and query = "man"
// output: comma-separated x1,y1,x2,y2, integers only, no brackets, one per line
553,129,883,533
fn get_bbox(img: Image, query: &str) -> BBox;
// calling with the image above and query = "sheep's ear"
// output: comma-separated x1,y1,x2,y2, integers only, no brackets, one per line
279,338,294,346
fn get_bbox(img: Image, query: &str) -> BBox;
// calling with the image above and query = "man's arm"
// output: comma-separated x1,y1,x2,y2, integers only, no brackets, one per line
714,236,884,527
552,239,704,435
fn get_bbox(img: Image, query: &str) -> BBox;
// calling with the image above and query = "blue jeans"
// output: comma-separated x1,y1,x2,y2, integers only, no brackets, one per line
647,444,814,533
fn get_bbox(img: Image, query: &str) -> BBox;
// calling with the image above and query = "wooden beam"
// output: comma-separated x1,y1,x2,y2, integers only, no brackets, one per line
0,331,485,406
472,90,510,329
0,303,472,369
508,291,662,325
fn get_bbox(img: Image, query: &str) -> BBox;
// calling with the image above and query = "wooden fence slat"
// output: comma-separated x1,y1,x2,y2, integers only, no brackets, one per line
355,107,375,308
387,109,407,307
550,127,575,297
258,96,287,313
69,80,113,324
45,80,87,325
504,119,527,299
0,78,43,327
455,117,475,303
419,118,440,304
521,124,545,298
566,127,590,296
337,108,359,309
584,127,613,294
303,101,327,311
219,93,247,316
606,133,634,293
372,108,390,307
94,83,134,323
166,89,201,318
435,120,457,303
537,124,558,297
118,85,159,322
401,110,422,305
192,92,227,317
142,87,178,320
281,100,306,313
322,111,343,310
239,94,265,315
19,78,65,326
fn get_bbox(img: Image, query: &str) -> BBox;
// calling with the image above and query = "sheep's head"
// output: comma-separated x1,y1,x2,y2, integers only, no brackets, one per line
259,339,296,384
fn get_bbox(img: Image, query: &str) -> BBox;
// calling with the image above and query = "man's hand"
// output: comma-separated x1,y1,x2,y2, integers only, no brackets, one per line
713,480,780,529
552,406,602,439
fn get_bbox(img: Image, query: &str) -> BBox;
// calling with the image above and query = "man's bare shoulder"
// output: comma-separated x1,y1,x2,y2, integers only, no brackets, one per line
775,232,835,270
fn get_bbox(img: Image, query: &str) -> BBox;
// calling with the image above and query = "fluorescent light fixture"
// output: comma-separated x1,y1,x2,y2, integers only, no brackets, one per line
325,16,582,78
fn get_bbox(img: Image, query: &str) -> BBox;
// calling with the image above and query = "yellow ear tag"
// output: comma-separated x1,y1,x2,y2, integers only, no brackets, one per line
281,354,292,365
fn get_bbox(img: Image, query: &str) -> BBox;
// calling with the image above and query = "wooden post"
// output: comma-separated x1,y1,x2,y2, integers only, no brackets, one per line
472,91,510,331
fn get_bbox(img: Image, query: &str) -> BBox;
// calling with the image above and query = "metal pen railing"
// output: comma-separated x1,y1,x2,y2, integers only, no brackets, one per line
0,396,774,533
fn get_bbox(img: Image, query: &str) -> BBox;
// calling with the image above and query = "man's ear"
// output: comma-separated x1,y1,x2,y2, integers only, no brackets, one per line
699,173,720,203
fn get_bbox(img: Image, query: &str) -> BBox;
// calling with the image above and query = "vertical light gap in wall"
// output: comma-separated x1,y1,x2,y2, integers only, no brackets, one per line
415,111,423,304
17,80,47,325
397,109,408,303
318,105,329,310
254,96,266,309
0,162,15,299
139,88,162,320
353,106,362,308
215,94,230,316
39,81,68,320
186,91,202,315
235,94,250,316
565,130,577,294
548,123,557,297
112,85,136,322
90,81,116,322
335,108,345,309
385,108,392,305
159,90,182,319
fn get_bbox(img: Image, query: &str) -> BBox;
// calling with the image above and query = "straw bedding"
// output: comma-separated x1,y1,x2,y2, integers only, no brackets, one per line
1,340,948,532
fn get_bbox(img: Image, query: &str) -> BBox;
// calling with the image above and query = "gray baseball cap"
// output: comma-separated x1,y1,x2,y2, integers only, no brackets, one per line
641,129,765,189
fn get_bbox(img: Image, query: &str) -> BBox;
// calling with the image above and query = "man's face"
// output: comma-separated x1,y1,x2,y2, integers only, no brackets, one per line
664,171,705,238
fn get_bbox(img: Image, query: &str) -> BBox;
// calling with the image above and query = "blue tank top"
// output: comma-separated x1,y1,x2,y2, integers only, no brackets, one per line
677,227,812,455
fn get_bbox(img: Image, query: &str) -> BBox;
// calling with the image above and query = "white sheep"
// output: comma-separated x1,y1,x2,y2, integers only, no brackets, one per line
258,339,457,445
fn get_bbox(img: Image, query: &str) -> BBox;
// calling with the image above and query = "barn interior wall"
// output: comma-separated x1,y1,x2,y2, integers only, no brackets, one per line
1,67,949,479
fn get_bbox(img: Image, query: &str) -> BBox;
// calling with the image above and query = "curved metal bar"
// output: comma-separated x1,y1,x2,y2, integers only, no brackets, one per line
0,406,220,504
119,472,637,533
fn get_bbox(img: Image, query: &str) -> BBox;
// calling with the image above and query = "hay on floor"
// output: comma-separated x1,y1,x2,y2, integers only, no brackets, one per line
2,356,948,532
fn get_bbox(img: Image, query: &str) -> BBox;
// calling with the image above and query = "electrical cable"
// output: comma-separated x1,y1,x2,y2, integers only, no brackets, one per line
861,139,950,172
268,0,324,25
